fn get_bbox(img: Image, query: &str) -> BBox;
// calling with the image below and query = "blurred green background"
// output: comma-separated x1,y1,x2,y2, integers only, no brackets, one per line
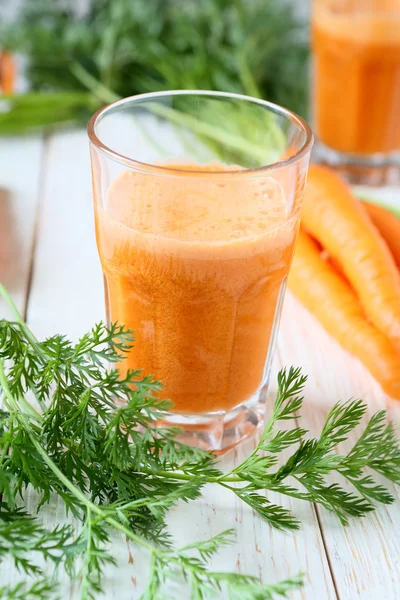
0,0,310,135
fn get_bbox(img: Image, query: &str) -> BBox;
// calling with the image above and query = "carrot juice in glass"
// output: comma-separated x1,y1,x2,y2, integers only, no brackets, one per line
312,0,400,183
88,91,313,452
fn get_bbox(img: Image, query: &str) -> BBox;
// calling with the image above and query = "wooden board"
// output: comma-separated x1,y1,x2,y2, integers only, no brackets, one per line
1,129,399,599
0,135,44,317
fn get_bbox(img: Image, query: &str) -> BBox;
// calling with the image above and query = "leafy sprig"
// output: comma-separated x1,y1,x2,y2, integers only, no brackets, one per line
1,283,400,598
0,507,76,576
0,284,302,598
224,379,400,527
0,578,56,600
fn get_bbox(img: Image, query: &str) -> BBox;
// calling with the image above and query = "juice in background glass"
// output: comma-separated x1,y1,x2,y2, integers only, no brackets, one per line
312,0,400,182
89,91,313,452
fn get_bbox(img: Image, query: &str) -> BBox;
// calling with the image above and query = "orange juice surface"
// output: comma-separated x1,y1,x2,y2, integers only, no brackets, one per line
313,1,400,154
95,165,298,414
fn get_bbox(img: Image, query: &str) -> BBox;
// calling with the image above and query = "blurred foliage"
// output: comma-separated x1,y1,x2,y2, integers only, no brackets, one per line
0,0,309,134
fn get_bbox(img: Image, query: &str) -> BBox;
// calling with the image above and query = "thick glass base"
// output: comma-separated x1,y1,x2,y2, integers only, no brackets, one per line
156,383,269,454
314,140,400,186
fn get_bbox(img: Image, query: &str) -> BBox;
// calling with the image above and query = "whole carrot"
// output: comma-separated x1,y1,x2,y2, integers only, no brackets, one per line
288,230,400,398
0,51,15,95
302,165,400,346
364,202,400,268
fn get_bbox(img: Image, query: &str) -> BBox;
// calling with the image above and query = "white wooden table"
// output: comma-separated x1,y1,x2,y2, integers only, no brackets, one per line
1,130,400,599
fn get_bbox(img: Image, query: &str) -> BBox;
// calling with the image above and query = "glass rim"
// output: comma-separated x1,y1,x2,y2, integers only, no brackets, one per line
87,90,314,176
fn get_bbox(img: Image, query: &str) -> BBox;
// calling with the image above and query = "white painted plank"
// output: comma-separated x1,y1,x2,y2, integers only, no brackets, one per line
205,419,337,600
278,292,400,600
26,129,103,338
0,135,44,317
167,398,337,600
0,134,46,591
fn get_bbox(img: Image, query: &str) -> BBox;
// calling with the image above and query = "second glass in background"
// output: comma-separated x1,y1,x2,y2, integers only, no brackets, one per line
312,0,400,185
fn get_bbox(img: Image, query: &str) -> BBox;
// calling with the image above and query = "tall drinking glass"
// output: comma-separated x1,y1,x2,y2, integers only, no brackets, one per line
88,91,313,452
312,0,400,185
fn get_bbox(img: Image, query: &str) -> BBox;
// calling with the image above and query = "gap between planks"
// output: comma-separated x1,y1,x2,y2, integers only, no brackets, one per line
275,344,339,600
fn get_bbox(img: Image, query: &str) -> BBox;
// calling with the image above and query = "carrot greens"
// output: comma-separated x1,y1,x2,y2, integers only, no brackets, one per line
1,283,400,598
